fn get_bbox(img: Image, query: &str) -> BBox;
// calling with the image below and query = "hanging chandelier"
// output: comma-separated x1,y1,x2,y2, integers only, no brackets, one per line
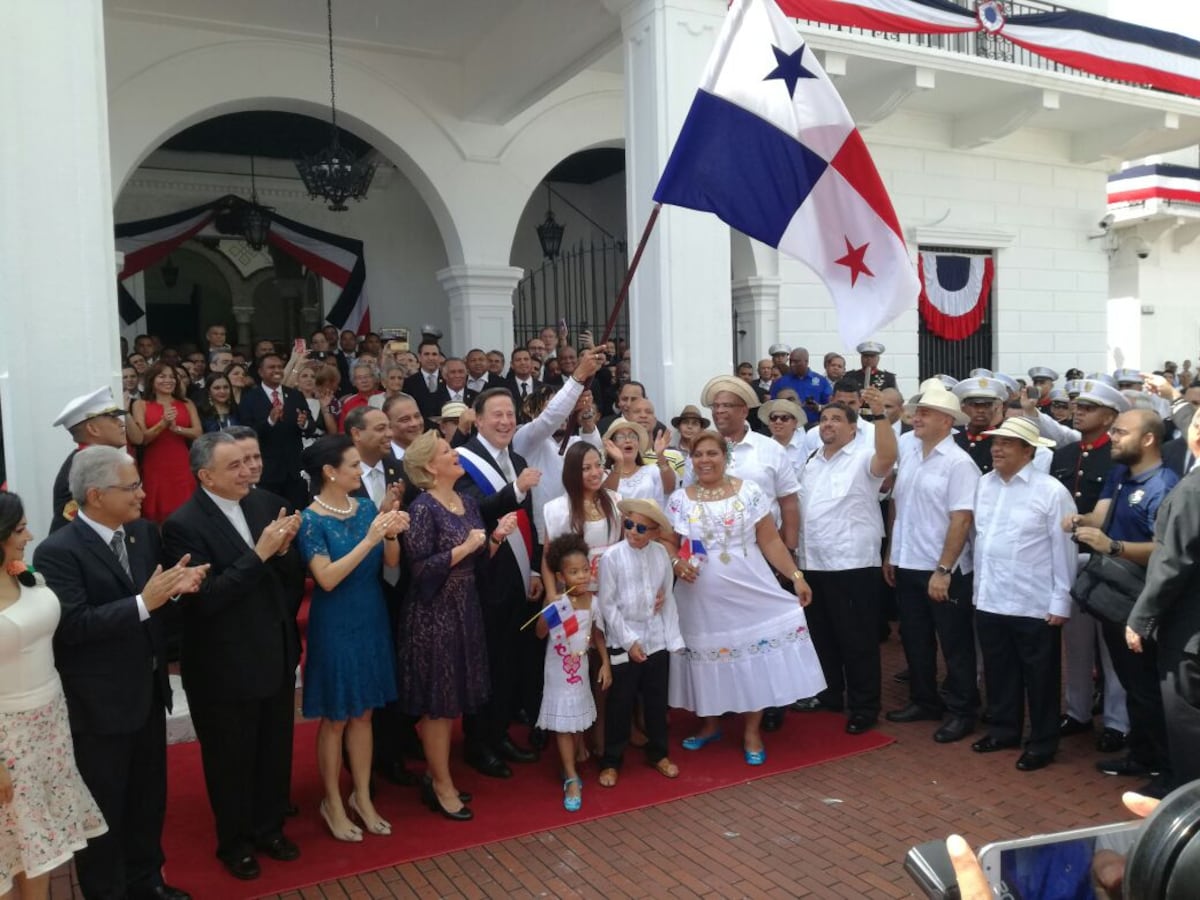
241,156,274,250
295,0,376,211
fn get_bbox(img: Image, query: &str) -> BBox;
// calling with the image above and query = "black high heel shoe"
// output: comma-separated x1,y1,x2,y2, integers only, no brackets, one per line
420,774,471,804
420,776,473,821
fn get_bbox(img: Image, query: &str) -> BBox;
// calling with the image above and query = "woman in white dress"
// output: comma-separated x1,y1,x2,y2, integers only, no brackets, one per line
603,418,674,507
0,493,106,900
666,431,826,766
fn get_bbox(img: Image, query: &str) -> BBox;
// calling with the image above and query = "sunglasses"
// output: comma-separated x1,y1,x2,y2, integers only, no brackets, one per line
768,413,795,422
623,518,659,534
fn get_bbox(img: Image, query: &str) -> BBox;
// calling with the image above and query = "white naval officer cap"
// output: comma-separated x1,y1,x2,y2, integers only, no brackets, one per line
952,377,1004,402
1113,368,1143,387
856,341,885,355
1075,381,1130,413
1028,366,1059,382
52,386,125,431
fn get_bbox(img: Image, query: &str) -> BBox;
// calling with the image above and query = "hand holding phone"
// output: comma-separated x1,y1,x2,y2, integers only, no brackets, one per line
293,338,306,357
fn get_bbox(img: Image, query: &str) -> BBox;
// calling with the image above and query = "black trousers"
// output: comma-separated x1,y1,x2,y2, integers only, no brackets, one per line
1101,619,1170,771
805,568,883,718
976,610,1061,754
72,699,168,900
188,677,295,857
464,591,525,753
1158,648,1200,790
895,568,978,718
601,649,670,769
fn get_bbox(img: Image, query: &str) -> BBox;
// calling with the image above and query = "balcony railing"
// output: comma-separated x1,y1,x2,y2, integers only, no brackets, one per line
792,0,1153,94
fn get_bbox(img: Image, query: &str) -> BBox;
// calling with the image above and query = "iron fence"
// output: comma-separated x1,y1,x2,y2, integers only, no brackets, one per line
513,238,629,345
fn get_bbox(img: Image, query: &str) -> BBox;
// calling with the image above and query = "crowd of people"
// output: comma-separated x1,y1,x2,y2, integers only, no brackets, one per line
1,320,1199,897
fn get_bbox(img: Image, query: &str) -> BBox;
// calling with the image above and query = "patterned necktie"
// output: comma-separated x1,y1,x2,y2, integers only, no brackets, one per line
110,530,132,580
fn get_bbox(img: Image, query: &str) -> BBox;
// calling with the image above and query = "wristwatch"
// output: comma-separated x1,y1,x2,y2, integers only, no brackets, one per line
1108,540,1123,557
934,565,951,576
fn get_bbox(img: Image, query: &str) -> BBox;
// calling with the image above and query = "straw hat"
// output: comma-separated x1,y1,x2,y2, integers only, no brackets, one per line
982,417,1056,448
757,398,805,426
617,498,672,534
671,404,711,429
603,417,650,453
905,384,969,426
700,375,761,409
431,401,468,422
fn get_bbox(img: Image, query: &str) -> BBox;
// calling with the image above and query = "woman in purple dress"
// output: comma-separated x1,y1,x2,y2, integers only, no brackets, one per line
399,431,518,821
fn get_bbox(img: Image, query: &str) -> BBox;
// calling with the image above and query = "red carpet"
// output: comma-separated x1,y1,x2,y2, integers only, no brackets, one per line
162,713,892,898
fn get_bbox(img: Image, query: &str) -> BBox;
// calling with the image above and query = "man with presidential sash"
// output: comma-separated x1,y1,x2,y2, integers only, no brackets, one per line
454,387,544,778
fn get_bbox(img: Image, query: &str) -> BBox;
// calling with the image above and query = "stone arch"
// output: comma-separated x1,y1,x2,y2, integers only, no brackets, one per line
107,39,465,264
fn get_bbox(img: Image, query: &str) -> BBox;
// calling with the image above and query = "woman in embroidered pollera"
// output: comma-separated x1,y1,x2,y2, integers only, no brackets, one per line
666,431,826,766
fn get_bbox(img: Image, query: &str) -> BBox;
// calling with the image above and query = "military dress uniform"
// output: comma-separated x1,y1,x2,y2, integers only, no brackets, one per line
847,341,897,392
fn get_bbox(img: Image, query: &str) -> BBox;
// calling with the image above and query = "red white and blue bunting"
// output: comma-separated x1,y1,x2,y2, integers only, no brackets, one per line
918,251,993,341
1108,164,1200,208
778,0,1200,100
115,196,370,333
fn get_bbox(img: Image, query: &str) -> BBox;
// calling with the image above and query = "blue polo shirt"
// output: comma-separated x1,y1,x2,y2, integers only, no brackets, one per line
1099,463,1179,542
770,371,832,422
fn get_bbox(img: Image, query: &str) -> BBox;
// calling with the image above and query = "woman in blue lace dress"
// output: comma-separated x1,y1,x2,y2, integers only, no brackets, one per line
298,436,409,843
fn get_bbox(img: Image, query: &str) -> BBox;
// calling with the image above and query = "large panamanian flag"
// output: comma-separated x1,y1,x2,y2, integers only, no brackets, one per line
654,0,918,347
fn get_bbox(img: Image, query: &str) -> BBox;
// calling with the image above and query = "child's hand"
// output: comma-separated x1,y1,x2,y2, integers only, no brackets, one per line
629,642,647,663
653,590,665,614
597,662,612,690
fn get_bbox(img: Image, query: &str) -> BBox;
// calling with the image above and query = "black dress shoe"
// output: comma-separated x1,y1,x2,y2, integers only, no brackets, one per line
255,834,300,862
1016,750,1055,771
139,885,193,900
761,707,784,732
375,759,420,787
1058,715,1093,736
972,735,1020,753
220,854,265,883
497,737,537,763
885,703,943,723
1096,756,1158,777
1096,728,1127,753
466,750,512,778
1136,774,1172,799
933,716,975,743
421,777,474,821
421,774,470,803
845,715,876,735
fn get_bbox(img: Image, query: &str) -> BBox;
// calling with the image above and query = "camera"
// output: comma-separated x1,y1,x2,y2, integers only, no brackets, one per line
1098,213,1115,230
1128,236,1150,259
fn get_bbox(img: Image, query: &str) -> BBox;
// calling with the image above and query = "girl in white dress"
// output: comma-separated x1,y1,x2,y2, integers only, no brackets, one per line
535,534,611,812
666,432,826,766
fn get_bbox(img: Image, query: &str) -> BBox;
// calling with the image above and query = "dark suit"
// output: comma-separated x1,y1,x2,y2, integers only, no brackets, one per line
34,517,172,900
403,370,447,422
239,383,316,509
846,367,898,392
160,488,303,858
1163,437,1192,478
505,376,542,420
50,447,81,533
1128,468,1200,789
455,436,543,754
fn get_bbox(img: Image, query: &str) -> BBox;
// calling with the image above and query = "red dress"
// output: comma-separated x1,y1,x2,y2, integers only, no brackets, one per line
141,400,194,522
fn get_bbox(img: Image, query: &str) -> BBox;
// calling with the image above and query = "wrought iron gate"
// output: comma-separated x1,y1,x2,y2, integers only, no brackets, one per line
513,239,629,344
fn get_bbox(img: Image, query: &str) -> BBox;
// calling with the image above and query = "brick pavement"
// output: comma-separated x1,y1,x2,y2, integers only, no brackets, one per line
50,637,1138,899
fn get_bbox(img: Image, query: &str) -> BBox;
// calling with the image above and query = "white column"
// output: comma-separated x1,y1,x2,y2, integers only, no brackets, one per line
731,275,783,366
616,0,731,417
437,264,524,356
0,2,121,536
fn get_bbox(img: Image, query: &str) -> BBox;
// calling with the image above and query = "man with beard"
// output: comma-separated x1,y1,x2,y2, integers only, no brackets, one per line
1064,407,1177,796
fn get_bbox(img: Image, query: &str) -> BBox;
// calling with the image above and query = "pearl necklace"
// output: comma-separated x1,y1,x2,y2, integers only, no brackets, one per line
314,495,355,515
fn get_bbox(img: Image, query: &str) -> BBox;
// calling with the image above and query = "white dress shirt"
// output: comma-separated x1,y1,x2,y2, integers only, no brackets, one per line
467,375,490,393
798,440,886,571
203,488,255,546
390,441,407,461
719,427,800,527
512,376,535,398
261,382,284,426
891,434,981,573
800,416,872,457
972,464,1077,619
476,433,525,503
76,510,150,621
446,387,466,403
358,460,386,508
596,540,684,655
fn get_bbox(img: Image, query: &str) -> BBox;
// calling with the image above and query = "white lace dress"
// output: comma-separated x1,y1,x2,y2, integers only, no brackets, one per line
665,480,826,716
536,601,597,734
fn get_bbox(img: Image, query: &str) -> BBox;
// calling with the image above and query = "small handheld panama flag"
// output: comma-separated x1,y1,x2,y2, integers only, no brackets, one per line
523,596,582,643
678,536,708,569
653,0,919,347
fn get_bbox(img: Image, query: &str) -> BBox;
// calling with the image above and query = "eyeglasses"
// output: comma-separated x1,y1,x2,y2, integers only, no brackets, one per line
1051,402,1070,409
105,480,143,493
612,431,638,442
623,518,659,534
768,414,795,422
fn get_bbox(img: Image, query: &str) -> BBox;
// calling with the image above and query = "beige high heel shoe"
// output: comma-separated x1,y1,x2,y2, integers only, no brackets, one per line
347,792,392,836
319,799,363,842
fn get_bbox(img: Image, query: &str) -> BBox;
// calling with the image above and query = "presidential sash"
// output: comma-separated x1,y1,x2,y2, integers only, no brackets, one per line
456,446,534,589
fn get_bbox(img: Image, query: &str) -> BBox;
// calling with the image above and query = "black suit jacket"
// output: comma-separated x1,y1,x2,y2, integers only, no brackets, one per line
1128,468,1200,654
239,384,315,488
1163,437,1191,478
33,517,170,735
160,488,304,703
50,448,80,533
505,376,542,415
351,452,418,511
403,370,447,422
454,436,541,604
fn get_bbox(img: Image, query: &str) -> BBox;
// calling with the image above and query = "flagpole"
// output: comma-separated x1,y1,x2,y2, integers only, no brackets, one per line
559,202,663,454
